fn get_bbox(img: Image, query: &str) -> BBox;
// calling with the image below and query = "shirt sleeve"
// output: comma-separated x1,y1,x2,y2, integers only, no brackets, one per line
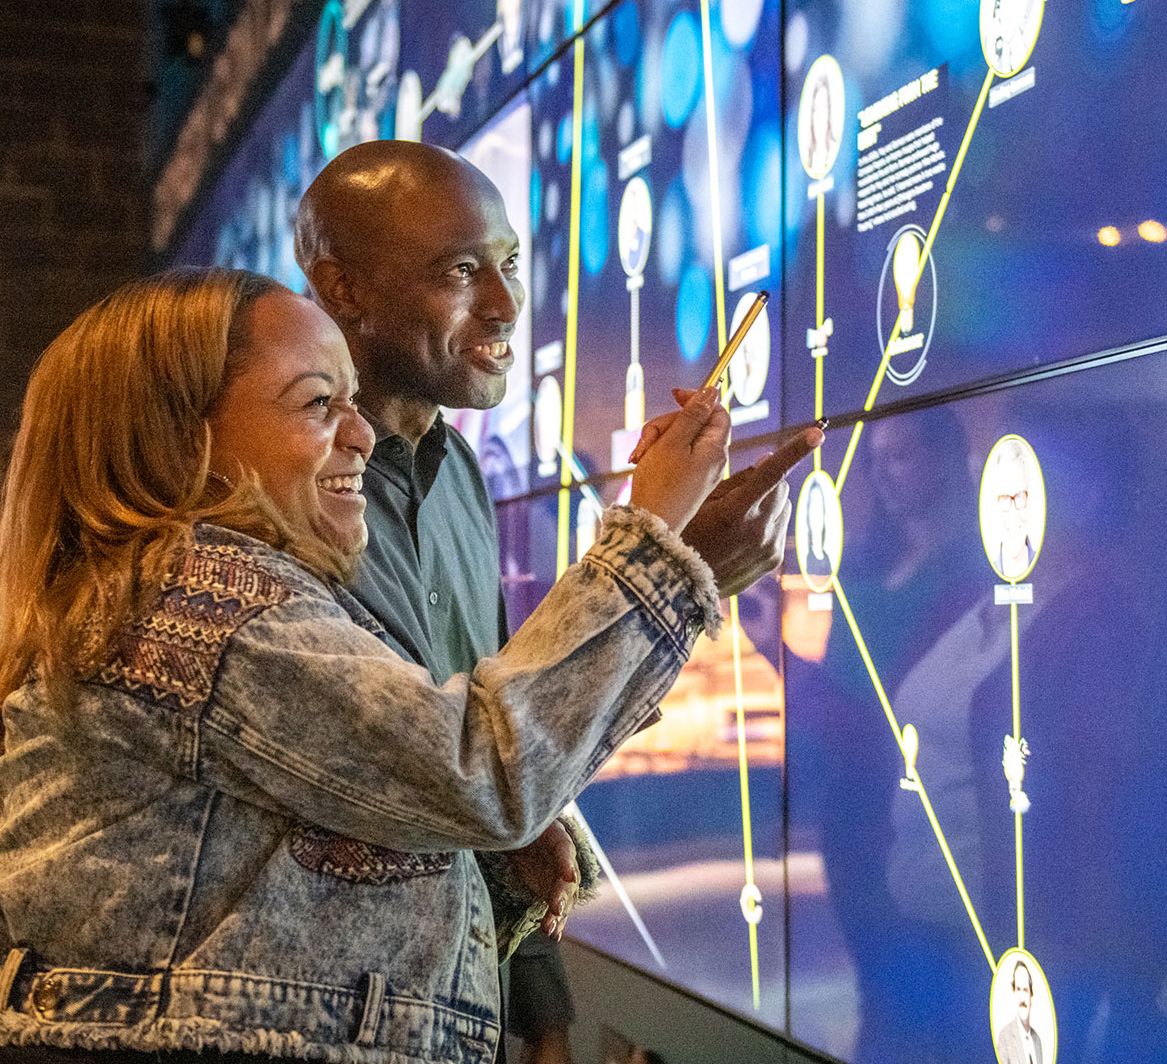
197,505,719,853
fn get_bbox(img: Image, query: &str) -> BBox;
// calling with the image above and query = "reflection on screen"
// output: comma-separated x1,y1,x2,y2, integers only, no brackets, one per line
784,355,1167,1062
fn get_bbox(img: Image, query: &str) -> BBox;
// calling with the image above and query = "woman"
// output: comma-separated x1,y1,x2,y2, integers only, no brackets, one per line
0,269,731,1063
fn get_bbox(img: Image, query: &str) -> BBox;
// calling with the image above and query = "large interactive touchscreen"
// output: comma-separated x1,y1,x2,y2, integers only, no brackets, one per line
528,0,783,493
783,0,1167,425
783,351,1167,1063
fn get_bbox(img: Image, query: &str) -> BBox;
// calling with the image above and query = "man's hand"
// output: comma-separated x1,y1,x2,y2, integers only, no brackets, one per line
507,820,580,940
629,390,823,598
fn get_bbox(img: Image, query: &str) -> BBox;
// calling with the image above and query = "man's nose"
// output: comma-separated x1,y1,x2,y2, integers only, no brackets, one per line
477,268,524,325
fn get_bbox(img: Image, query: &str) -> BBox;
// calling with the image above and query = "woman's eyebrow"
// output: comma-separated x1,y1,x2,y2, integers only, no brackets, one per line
277,371,335,398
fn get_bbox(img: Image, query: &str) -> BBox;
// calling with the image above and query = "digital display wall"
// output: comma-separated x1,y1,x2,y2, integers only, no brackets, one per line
782,0,1167,424
172,0,1167,1060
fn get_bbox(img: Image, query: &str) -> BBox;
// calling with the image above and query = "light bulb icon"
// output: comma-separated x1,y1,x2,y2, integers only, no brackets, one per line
900,723,920,790
892,231,922,334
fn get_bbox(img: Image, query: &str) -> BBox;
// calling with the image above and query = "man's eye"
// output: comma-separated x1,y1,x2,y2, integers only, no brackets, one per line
450,263,474,279
308,394,332,409
502,255,520,276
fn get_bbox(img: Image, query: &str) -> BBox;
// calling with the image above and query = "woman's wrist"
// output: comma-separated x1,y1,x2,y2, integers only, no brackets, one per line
586,504,721,641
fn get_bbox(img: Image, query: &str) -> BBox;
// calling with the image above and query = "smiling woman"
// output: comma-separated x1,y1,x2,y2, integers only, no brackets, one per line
207,289,376,565
0,268,743,1064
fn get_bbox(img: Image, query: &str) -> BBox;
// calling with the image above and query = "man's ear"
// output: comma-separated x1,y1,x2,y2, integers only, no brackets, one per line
309,256,363,325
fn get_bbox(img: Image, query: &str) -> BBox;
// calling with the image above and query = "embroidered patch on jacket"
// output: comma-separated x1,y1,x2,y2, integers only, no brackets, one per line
96,544,289,713
290,823,454,884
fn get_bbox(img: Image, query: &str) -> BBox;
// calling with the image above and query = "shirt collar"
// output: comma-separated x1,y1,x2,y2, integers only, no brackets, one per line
367,413,449,494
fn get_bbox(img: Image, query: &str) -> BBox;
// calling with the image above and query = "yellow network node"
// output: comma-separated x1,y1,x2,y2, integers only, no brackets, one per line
794,470,843,595
978,434,1047,584
980,0,1045,80
834,67,995,494
990,948,1058,1064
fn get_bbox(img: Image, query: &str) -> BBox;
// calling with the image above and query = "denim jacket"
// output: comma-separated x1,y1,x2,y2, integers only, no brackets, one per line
0,505,719,1063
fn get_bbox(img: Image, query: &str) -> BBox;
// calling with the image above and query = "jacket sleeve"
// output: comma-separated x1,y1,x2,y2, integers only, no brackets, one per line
197,505,720,853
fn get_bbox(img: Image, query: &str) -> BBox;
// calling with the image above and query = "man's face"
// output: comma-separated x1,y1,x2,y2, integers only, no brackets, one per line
350,167,524,413
872,421,932,520
1012,964,1033,1028
997,453,1030,553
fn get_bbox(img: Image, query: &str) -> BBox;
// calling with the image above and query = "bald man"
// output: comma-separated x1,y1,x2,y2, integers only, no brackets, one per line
296,140,582,1064
295,140,818,1063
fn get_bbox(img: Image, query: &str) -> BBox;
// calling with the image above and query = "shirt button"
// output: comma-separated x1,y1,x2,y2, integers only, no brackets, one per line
33,976,61,1016
428,590,439,606
684,617,698,640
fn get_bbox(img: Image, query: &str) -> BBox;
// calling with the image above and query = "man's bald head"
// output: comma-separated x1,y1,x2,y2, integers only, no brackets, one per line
294,140,500,282
292,139,524,437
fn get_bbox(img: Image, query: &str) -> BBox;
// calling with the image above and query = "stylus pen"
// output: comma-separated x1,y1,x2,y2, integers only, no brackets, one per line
701,290,770,390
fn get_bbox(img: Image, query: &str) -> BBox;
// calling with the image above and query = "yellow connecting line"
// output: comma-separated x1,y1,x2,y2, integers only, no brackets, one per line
1010,601,1024,949
555,1,586,579
700,0,762,1011
834,69,996,495
553,4,671,974
814,193,825,471
834,577,998,974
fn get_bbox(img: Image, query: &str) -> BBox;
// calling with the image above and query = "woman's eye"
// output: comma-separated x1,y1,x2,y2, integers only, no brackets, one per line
308,394,332,409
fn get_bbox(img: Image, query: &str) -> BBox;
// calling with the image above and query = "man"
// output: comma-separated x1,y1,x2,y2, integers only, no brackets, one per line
294,140,816,1062
988,0,1037,76
996,959,1043,1064
993,438,1036,581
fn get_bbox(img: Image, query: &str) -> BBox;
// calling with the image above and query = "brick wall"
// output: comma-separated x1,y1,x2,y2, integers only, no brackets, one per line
0,0,152,444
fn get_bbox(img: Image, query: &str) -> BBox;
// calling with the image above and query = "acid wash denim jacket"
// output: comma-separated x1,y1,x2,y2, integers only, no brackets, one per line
0,505,720,1063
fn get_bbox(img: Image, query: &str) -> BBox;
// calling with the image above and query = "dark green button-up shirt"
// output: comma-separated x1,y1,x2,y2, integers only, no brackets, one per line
352,416,508,684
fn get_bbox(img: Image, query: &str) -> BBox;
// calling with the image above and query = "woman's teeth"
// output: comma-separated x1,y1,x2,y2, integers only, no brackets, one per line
318,474,363,493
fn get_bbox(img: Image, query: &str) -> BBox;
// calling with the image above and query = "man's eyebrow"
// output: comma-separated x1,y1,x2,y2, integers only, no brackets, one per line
431,233,522,265
278,371,335,397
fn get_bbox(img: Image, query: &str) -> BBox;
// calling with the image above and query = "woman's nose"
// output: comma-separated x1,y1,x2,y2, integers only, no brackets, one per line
340,405,376,460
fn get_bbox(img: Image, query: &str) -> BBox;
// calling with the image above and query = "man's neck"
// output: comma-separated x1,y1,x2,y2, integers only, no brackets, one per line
365,392,440,450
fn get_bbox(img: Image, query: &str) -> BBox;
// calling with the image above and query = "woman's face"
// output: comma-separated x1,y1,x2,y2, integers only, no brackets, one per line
209,291,375,557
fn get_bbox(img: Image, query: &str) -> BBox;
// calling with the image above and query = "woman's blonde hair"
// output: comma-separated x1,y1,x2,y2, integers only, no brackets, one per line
0,268,348,709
